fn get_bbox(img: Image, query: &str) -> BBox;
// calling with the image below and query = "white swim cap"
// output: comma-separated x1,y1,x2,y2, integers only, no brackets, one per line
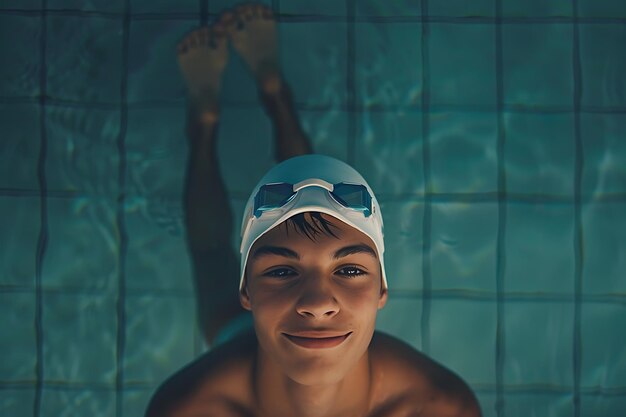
239,154,386,291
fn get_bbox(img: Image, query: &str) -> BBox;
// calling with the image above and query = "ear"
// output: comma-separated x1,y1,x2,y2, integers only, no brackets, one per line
377,287,388,309
239,279,252,311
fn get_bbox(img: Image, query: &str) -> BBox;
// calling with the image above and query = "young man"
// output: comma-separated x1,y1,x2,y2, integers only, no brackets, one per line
147,4,481,417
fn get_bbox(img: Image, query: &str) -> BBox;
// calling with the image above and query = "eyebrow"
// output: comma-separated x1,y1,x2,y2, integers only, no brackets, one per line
251,244,377,261
333,244,378,260
252,246,300,260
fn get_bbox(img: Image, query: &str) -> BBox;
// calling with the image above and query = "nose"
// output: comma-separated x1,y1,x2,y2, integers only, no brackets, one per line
295,275,340,319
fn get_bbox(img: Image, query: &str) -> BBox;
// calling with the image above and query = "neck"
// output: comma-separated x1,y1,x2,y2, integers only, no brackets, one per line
254,348,372,417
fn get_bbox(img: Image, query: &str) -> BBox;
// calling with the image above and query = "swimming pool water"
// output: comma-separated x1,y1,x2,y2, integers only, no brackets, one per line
1,1,625,416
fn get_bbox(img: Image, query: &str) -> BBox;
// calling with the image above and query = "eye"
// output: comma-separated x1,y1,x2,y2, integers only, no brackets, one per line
336,265,367,277
264,268,297,278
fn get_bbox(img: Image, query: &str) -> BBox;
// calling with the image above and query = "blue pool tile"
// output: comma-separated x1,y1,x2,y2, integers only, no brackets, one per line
46,15,124,104
430,112,498,193
431,202,498,292
45,107,120,195
581,114,626,196
354,22,423,109
41,388,115,417
47,0,124,12
0,103,40,190
44,197,118,290
219,106,275,195
376,296,422,349
581,393,626,417
279,0,347,16
0,389,35,417
123,388,160,417
578,0,626,18
502,0,572,17
430,23,496,107
430,0,494,17
504,301,574,385
430,299,497,385
125,197,192,292
43,293,117,384
132,0,198,13
505,113,575,196
0,1,40,9
125,106,187,198
0,15,41,97
356,0,422,17
128,19,194,103
46,0,124,13
582,203,626,294
378,201,424,291
220,46,260,106
280,21,348,108
581,303,626,388
0,293,36,381
0,197,40,287
124,294,196,383
297,109,349,160
209,0,272,14
502,24,573,108
579,25,626,108
505,204,575,293
475,392,497,417
355,111,424,195
230,198,247,241
504,392,574,417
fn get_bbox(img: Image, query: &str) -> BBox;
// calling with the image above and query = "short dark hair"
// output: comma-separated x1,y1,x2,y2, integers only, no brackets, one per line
283,212,339,241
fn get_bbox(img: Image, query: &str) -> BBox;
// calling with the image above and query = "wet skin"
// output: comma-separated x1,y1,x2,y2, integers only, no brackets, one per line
146,214,482,417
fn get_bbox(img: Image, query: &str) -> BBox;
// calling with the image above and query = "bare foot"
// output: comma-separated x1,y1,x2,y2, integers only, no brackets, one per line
224,4,282,94
177,23,229,122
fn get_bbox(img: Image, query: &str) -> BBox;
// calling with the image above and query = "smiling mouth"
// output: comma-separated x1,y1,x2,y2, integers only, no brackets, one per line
283,332,352,349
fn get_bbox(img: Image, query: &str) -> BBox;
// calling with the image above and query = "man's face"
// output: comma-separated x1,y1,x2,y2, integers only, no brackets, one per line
240,213,387,386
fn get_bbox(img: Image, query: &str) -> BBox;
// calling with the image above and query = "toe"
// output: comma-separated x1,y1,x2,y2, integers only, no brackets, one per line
236,4,255,18
209,28,227,49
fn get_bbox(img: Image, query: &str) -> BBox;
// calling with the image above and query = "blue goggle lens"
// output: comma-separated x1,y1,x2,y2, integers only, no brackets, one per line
253,182,372,218
331,183,372,217
254,183,296,217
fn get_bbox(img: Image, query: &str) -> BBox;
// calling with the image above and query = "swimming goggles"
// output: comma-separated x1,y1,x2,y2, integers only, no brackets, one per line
253,179,373,219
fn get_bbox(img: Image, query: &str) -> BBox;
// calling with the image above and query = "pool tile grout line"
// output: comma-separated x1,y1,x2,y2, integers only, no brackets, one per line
33,1,49,416
114,1,131,416
495,0,506,416
346,0,356,167
572,1,583,416
419,0,432,356
200,0,208,26
2,8,626,24
4,95,626,115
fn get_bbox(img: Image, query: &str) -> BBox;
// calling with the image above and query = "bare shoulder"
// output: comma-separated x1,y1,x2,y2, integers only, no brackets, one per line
369,331,482,417
144,330,257,417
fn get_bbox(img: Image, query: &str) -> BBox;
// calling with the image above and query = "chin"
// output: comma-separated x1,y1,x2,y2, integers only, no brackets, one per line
284,359,350,386
280,336,372,386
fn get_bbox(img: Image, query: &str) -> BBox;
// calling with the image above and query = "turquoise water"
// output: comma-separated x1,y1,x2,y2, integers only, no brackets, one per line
1,1,625,416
